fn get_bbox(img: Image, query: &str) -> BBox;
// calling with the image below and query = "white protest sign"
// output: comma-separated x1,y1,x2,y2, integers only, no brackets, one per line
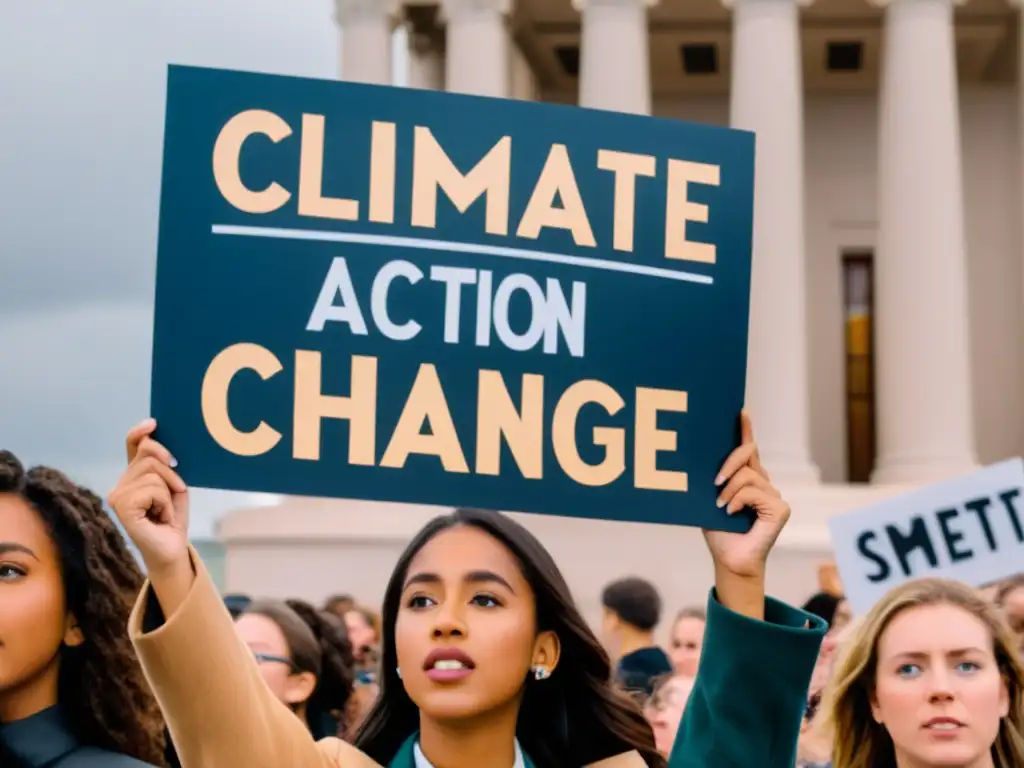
829,458,1024,615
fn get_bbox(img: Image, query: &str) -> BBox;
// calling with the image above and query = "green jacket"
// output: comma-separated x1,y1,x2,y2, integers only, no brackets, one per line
389,590,826,768
668,590,826,767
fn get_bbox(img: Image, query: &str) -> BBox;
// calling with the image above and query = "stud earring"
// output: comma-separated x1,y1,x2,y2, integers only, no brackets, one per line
532,666,549,681
396,667,402,680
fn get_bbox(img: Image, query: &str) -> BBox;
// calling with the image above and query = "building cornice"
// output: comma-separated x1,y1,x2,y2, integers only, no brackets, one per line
333,0,401,23
439,0,513,20
571,0,659,9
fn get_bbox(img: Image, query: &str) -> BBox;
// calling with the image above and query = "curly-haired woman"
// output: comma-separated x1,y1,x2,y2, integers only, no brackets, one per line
0,450,165,767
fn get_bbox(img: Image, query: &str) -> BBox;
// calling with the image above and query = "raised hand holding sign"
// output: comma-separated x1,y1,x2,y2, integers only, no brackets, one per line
108,419,195,614
702,411,791,619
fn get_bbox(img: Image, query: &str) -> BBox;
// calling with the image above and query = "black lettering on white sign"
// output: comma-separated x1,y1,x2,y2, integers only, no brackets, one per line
855,486,1024,583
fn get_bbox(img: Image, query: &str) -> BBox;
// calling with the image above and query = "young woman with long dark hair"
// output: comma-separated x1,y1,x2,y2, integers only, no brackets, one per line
0,451,165,767
109,413,826,767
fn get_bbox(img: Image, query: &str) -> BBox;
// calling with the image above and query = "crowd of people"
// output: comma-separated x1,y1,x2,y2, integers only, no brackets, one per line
0,410,1023,767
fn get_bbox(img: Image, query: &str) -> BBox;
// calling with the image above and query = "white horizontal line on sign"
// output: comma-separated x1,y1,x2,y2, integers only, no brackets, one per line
210,224,714,285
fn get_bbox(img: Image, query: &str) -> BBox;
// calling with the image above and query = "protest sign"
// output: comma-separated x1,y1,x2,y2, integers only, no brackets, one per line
829,459,1024,614
151,65,755,530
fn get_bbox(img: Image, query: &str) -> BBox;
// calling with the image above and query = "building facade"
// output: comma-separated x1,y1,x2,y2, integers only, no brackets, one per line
216,0,1024,634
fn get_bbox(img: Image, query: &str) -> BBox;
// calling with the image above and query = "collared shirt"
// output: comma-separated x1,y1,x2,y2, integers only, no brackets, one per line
413,738,526,768
0,706,155,767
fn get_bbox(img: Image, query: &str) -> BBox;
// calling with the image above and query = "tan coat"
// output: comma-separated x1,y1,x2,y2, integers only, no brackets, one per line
128,550,646,768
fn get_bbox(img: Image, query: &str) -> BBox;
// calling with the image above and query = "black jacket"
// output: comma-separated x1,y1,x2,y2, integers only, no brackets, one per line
0,706,156,767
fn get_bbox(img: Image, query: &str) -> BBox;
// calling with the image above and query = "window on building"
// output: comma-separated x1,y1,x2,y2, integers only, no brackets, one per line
842,252,876,483
555,45,580,77
826,41,864,72
680,44,718,75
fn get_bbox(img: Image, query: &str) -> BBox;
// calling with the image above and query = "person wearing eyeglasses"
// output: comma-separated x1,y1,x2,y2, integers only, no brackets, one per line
235,599,359,740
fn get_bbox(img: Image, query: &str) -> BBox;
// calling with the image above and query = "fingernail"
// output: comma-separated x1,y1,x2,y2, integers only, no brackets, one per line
714,474,725,486
716,497,725,508
169,456,178,468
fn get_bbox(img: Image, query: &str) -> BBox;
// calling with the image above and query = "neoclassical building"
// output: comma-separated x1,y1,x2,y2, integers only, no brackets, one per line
213,0,1024,633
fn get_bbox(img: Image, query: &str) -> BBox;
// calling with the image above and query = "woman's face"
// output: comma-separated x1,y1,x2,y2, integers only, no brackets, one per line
832,599,852,634
394,525,558,721
0,494,82,721
235,612,314,707
344,609,377,657
871,603,1009,767
644,675,693,756
1001,585,1024,655
668,617,704,677
810,600,854,692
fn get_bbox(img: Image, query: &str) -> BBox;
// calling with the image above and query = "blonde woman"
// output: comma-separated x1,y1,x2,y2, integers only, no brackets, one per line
666,608,705,678
823,578,1024,768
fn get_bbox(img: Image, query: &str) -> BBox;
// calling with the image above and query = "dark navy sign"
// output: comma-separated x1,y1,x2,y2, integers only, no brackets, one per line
151,65,755,531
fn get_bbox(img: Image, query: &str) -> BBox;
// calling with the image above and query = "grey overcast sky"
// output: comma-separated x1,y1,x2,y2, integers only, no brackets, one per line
0,0,406,536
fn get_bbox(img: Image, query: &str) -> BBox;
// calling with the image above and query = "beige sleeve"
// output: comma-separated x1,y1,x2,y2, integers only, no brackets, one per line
128,547,380,768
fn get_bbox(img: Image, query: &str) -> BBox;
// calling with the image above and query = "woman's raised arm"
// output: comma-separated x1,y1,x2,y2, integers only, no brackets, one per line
111,420,377,768
668,587,826,766
667,412,827,766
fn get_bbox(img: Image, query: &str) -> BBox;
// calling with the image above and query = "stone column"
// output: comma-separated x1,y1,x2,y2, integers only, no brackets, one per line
871,0,977,484
729,0,820,484
441,0,512,98
572,0,657,114
334,0,397,85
